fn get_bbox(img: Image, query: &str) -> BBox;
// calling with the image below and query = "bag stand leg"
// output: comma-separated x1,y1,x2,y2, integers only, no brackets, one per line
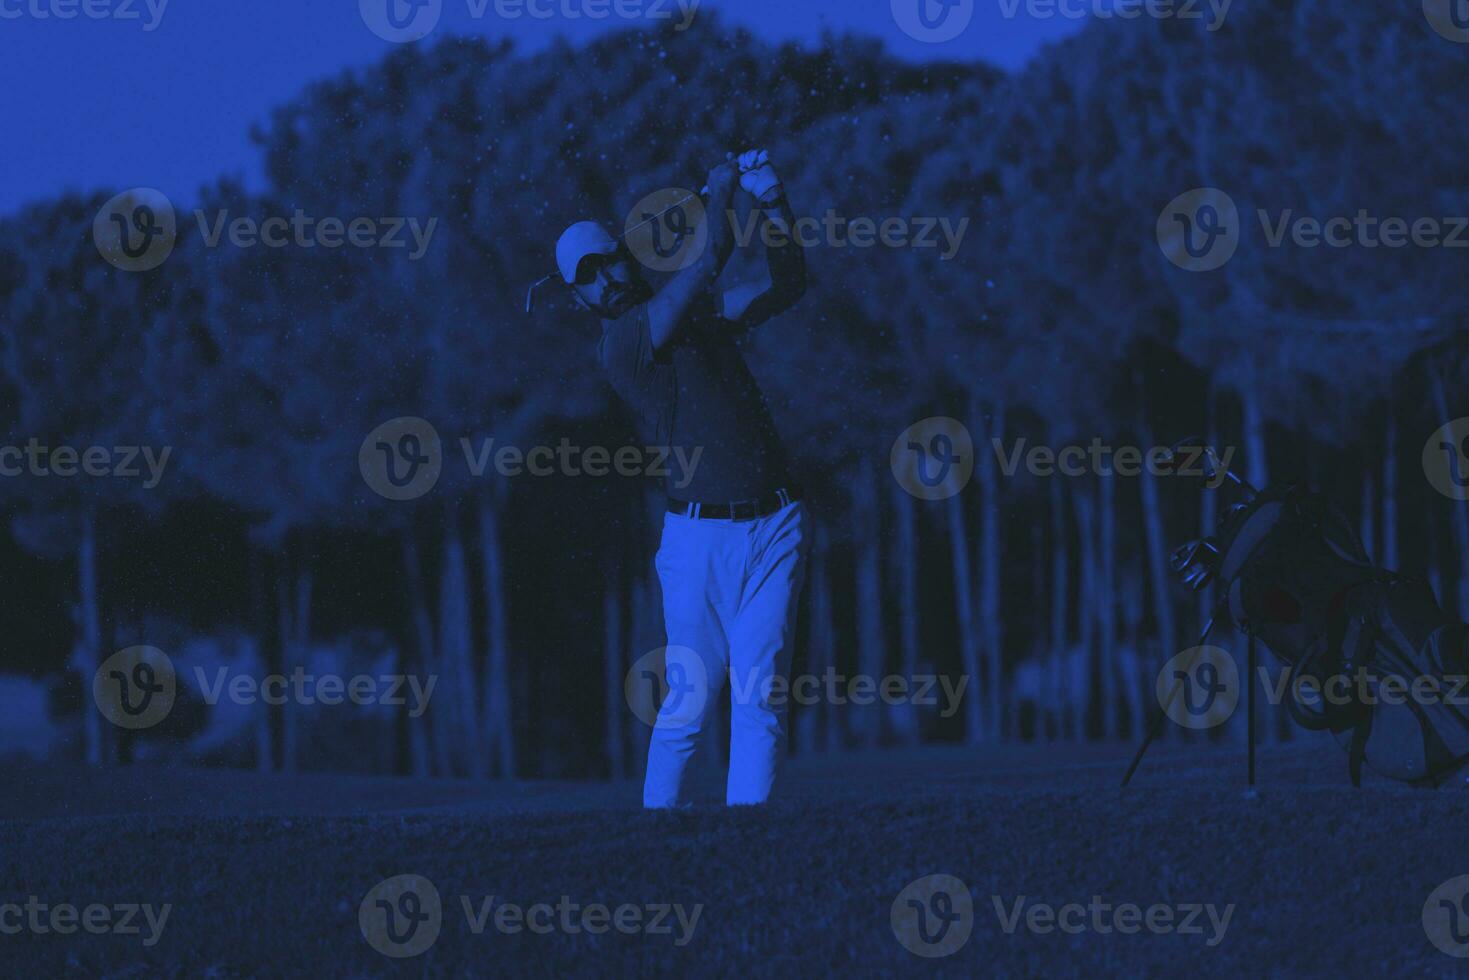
1121,602,1227,787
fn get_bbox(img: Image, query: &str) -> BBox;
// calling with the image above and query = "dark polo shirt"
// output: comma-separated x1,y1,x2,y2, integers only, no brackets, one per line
597,293,792,503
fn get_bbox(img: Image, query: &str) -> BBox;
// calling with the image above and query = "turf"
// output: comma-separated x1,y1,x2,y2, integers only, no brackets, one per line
2,736,1466,977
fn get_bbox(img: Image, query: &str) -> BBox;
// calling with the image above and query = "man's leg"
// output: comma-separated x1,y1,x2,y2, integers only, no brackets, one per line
726,502,810,805
644,514,735,808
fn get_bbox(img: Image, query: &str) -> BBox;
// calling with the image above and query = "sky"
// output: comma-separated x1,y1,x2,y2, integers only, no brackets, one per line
0,0,1085,215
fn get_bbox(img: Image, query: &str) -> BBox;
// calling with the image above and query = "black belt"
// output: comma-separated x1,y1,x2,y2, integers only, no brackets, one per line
668,486,802,522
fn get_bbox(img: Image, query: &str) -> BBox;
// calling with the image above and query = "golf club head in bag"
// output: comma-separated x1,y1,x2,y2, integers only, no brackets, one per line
1186,479,1469,786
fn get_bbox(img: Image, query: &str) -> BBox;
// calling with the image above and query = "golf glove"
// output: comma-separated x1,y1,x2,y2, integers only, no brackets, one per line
737,149,783,205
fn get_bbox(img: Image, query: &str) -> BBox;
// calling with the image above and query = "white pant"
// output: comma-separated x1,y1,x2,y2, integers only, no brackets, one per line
645,501,810,807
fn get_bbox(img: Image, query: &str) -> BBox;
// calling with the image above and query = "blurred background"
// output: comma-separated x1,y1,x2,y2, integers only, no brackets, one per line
3,0,1469,784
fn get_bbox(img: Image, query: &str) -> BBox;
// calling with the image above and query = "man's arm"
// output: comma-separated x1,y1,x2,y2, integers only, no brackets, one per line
721,192,807,330
646,159,740,352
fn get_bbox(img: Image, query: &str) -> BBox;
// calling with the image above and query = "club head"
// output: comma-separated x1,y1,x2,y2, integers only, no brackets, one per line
1169,537,1220,592
524,274,556,316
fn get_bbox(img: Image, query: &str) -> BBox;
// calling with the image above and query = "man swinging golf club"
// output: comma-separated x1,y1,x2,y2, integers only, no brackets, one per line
555,150,809,808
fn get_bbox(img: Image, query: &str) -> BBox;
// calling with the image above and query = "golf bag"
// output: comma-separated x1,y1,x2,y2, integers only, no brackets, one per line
1171,465,1469,787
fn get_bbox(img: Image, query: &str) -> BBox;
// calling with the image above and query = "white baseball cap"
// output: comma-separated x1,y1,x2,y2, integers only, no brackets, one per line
555,221,619,285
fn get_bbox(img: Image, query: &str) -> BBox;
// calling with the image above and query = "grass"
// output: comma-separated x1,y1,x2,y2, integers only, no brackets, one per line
2,736,1466,977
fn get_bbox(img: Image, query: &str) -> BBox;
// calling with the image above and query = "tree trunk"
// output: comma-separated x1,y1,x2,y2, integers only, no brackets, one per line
1072,484,1099,739
1435,376,1469,617
853,462,886,747
1240,390,1283,743
1049,475,1069,741
603,561,626,780
1360,470,1377,563
1138,418,1177,682
1382,410,1398,571
248,543,273,773
797,527,831,754
890,474,921,744
1198,401,1218,644
401,531,438,778
274,550,311,774
975,400,1004,741
78,510,103,767
1097,473,1118,740
479,492,515,779
947,490,985,744
1029,521,1046,741
439,523,479,779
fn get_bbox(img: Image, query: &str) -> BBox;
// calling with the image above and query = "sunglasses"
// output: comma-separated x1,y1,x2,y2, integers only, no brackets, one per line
573,248,628,287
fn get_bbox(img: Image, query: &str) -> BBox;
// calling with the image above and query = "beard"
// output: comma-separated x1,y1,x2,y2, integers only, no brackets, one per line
599,277,652,319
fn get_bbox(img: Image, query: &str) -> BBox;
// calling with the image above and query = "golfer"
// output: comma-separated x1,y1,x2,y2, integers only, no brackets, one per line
556,150,809,807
